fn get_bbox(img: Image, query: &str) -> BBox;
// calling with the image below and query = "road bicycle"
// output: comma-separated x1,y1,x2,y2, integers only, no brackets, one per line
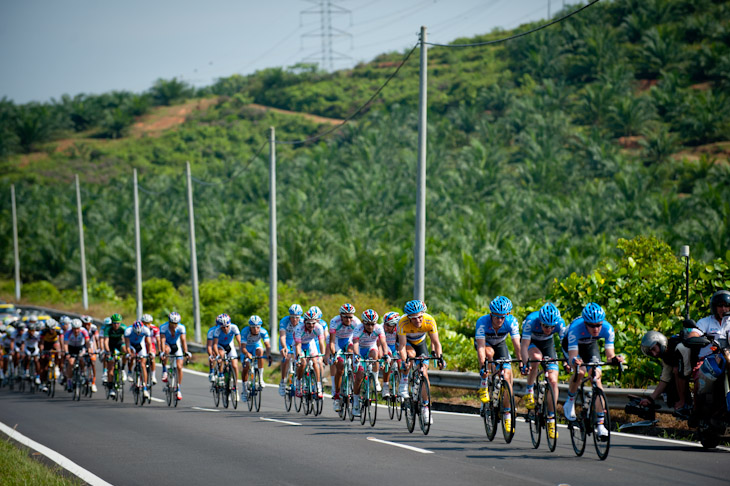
243,355,269,412
337,352,355,421
41,350,57,398
1,355,17,390
163,355,188,407
131,354,149,406
82,353,95,398
214,355,237,409
383,354,403,421
568,359,623,460
68,353,86,401
106,351,125,402
482,358,520,443
404,355,443,435
283,355,297,412
525,358,564,452
298,354,323,416
357,357,380,427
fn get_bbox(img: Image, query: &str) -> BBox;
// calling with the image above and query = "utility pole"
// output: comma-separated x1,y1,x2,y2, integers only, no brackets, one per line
75,175,88,310
186,162,202,343
414,26,427,301
269,127,279,352
133,169,143,320
11,185,20,302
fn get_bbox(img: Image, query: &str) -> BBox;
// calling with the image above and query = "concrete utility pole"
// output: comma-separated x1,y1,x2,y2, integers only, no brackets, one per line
269,127,279,352
11,185,21,302
75,175,89,310
186,162,202,343
133,169,143,320
414,26,427,301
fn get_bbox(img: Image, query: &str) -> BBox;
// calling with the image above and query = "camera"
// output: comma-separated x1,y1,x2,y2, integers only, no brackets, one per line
625,396,657,421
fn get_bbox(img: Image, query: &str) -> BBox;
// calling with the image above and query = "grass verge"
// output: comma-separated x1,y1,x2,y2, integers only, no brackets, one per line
0,434,83,486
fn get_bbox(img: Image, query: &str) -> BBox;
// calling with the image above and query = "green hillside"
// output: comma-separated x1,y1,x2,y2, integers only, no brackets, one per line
1,0,729,318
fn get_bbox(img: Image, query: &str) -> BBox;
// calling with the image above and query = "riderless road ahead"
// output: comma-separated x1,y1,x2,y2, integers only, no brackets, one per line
1,368,727,486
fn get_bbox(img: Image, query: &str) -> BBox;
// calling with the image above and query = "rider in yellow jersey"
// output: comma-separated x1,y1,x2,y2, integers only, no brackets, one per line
396,300,444,425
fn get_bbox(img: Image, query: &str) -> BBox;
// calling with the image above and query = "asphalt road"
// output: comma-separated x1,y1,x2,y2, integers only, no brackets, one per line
1,365,727,486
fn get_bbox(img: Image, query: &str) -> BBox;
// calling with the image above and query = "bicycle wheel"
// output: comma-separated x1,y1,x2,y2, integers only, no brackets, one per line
222,373,230,409
254,368,262,412
405,398,416,433
305,374,315,415
284,375,293,412
133,370,140,405
359,381,368,426
591,388,611,460
172,370,179,408
568,388,586,457
528,383,542,449
294,381,303,413
368,374,378,427
247,376,254,412
544,384,558,452
213,382,221,407
418,375,431,435
483,381,498,441
387,373,396,420
73,369,82,401
47,369,55,399
230,376,238,410
501,382,515,443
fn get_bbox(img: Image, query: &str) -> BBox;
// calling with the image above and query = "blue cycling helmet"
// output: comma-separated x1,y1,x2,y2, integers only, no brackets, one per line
216,313,231,326
288,304,303,316
308,306,323,320
248,315,263,327
103,317,112,325
404,300,427,316
383,312,400,326
361,309,378,324
489,296,513,315
582,303,605,324
132,321,143,334
538,303,561,327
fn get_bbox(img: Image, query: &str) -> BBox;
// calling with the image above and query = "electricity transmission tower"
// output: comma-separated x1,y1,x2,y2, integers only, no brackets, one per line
300,0,352,71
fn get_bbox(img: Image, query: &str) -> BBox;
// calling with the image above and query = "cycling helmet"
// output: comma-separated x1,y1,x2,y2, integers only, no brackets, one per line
309,306,323,320
60,315,71,325
111,313,123,323
72,319,83,329
640,331,668,356
340,303,356,315
81,315,93,324
303,308,318,321
581,303,605,324
404,300,427,316
0,324,6,333
141,313,153,323
489,296,513,315
288,304,303,316
361,309,379,324
216,313,231,326
383,311,400,326
168,312,181,324
28,315,38,323
132,321,143,334
103,317,112,325
248,315,263,327
538,303,561,327
710,290,730,317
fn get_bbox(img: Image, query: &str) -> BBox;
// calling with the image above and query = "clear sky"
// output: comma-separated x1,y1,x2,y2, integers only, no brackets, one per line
0,0,568,104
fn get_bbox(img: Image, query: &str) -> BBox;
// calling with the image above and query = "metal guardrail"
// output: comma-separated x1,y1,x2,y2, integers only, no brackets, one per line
13,305,665,413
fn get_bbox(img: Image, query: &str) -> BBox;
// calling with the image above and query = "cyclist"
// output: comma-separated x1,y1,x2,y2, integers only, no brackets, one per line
63,319,91,393
381,311,400,398
79,315,100,393
102,313,128,398
561,302,624,439
207,314,223,383
352,309,390,417
1,322,17,383
124,321,152,400
212,313,242,401
240,315,271,400
638,331,690,417
294,308,327,398
159,312,191,401
279,304,302,396
18,320,42,385
39,317,64,388
475,296,522,434
520,303,566,440
140,314,159,385
329,303,361,412
397,300,444,425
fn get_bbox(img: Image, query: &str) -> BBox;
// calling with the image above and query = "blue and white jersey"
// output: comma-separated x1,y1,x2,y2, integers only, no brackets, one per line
240,326,270,348
206,324,220,341
475,314,520,346
1,326,15,347
213,324,241,347
294,322,325,346
329,315,361,340
159,322,186,345
695,315,723,359
280,316,300,346
124,326,151,346
565,317,615,352
521,311,566,342
19,330,41,348
353,324,384,350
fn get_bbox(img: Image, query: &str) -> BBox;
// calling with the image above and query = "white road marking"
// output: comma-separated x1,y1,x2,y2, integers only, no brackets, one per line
150,397,164,403
367,436,434,454
0,421,114,486
192,407,220,412
260,417,302,426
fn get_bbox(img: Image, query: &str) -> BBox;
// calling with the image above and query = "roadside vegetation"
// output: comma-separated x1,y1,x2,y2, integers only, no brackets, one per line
0,435,82,486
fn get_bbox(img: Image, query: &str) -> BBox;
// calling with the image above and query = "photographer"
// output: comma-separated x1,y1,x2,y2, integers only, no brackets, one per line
639,331,690,417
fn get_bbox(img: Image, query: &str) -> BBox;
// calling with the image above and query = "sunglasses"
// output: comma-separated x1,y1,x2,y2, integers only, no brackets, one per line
586,323,602,329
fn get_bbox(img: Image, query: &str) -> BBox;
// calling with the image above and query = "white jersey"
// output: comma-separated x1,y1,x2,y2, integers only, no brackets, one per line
329,315,362,340
353,324,385,350
696,315,723,359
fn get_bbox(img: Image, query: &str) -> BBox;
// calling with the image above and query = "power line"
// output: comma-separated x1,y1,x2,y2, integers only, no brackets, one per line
424,0,601,48
190,141,269,187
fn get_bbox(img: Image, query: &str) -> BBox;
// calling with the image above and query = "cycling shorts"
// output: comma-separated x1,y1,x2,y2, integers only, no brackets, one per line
406,339,429,358
217,343,238,359
484,340,512,370
528,339,558,371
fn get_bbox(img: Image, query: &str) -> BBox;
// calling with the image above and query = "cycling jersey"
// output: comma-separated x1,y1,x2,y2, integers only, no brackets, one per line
475,314,520,346
240,326,270,352
213,324,241,348
384,326,397,352
294,322,325,355
40,325,63,344
565,317,615,352
64,328,90,348
145,324,159,354
159,322,186,345
329,315,361,351
279,316,299,347
695,315,723,359
521,311,566,342
206,324,220,341
353,324,385,358
124,326,151,346
397,313,437,345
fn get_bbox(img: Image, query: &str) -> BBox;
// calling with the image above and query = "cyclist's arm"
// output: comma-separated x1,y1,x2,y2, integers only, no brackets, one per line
397,334,407,363
279,329,288,356
352,338,360,357
428,330,442,358
124,336,131,352
144,335,151,352
318,335,326,357
212,337,219,354
180,334,189,355
511,335,522,365
329,331,336,356
378,333,390,357
520,337,531,365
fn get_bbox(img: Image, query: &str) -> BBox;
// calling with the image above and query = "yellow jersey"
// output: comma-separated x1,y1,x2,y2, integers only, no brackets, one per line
397,313,437,345
41,325,62,344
